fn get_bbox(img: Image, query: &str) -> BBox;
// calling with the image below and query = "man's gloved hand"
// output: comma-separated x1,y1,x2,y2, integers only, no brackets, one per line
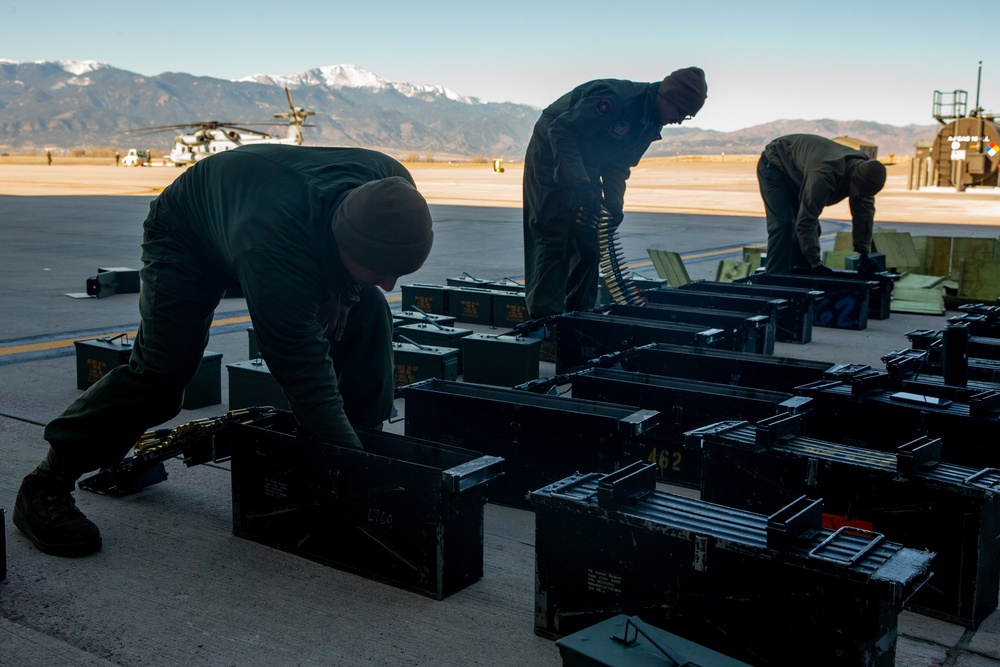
810,263,835,276
574,183,601,218
318,297,353,342
856,253,881,275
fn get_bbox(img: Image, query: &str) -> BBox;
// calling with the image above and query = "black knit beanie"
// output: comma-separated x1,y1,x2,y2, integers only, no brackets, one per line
332,177,433,275
659,67,708,117
852,160,887,197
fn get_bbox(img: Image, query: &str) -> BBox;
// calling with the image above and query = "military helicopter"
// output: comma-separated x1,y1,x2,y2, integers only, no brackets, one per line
129,87,316,167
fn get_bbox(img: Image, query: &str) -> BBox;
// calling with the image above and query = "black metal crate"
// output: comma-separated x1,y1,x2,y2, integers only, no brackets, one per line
645,286,784,354
600,302,773,354
565,367,795,488
749,272,873,330
401,379,657,509
531,463,933,667
690,418,1000,627
795,379,1000,469
677,280,820,343
791,267,895,320
617,342,833,392
553,311,729,373
230,411,503,600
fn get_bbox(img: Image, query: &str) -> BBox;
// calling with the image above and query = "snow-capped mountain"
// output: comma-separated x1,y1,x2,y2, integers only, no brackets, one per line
237,64,477,104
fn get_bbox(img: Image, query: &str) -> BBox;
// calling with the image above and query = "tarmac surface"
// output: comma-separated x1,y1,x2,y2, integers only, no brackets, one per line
2,164,1000,666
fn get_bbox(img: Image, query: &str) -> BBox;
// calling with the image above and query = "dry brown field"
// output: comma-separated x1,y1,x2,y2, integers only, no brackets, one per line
1,154,997,225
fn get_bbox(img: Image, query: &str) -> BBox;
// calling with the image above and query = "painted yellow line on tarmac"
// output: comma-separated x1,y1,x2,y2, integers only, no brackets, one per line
1,301,405,358
3,235,815,359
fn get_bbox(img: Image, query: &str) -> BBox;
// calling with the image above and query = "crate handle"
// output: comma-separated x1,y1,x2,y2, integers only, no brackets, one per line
99,332,130,347
397,335,429,350
809,525,885,565
442,455,504,493
409,306,447,330
613,616,699,667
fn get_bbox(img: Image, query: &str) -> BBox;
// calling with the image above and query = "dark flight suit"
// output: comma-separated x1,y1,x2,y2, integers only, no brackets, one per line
757,134,876,273
45,145,405,471
523,79,663,319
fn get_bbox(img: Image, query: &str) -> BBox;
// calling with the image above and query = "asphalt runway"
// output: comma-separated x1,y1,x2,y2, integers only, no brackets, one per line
2,194,1000,666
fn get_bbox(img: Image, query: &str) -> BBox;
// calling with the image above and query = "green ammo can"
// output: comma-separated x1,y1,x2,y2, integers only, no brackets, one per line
74,333,133,390
461,333,540,387
400,283,450,314
491,291,529,328
444,286,494,325
226,358,290,410
181,351,223,410
392,341,459,387
396,323,473,373
556,614,752,667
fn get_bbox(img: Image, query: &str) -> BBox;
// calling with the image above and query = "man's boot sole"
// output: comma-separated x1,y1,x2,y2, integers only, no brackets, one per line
12,507,102,558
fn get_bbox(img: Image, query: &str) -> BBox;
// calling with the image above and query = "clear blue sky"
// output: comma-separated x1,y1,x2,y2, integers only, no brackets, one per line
2,0,993,132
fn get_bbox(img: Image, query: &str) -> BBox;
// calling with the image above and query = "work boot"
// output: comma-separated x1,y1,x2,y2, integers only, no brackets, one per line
13,450,102,557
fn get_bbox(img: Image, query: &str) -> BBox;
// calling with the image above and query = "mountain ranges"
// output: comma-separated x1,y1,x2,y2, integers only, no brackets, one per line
0,60,940,160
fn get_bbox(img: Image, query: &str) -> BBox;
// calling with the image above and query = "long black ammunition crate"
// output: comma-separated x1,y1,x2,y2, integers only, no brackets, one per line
795,379,1000,468
907,328,1000,361
747,272,873,330
599,302,773,354
885,346,1000,384
689,417,1000,627
677,279,820,343
401,379,658,509
527,367,795,488
644,286,784,353
952,304,1000,338
615,342,833,392
553,311,729,373
790,267,896,320
532,462,934,667
230,411,503,600
837,360,1000,406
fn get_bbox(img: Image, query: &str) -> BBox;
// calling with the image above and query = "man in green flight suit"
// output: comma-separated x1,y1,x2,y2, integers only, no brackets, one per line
757,134,887,275
522,67,708,354
13,144,435,558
